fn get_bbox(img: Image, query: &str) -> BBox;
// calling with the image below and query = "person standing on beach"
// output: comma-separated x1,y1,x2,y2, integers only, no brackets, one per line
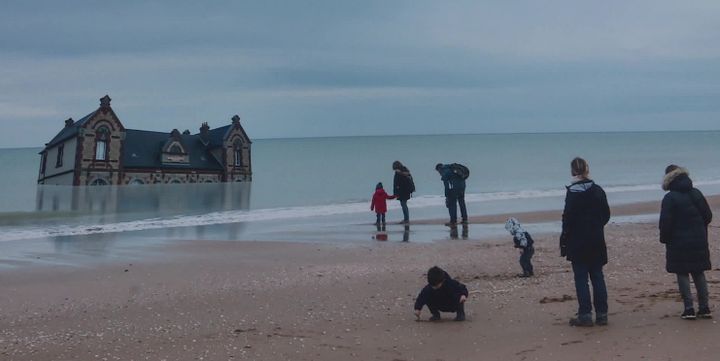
505,217,535,278
659,165,713,320
370,182,396,225
560,157,610,327
435,163,468,226
392,161,415,224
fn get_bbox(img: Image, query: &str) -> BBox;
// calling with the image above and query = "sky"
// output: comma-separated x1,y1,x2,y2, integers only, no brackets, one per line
1,0,719,148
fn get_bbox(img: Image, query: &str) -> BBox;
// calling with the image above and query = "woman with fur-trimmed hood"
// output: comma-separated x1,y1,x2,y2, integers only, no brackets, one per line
660,165,713,319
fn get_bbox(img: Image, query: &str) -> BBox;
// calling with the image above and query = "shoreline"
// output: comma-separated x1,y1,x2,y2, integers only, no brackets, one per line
1,198,719,359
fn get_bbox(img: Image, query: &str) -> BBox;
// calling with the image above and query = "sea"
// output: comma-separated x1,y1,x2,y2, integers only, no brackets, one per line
1,132,719,265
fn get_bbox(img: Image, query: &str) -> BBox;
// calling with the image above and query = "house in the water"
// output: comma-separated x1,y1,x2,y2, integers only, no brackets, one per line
38,95,252,186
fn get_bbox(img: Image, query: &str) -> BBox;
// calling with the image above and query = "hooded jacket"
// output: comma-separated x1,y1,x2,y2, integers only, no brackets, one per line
505,217,534,248
561,178,611,265
370,188,395,214
393,167,414,201
414,271,469,312
659,168,713,273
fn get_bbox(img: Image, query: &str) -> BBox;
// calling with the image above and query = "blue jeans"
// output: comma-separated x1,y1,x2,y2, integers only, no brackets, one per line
399,199,409,222
446,190,467,223
677,272,709,310
572,262,608,317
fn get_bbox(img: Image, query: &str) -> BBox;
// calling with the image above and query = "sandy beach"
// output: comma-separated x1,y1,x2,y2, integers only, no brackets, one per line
1,196,720,360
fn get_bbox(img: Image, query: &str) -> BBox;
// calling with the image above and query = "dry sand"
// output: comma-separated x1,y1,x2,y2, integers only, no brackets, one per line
1,197,720,360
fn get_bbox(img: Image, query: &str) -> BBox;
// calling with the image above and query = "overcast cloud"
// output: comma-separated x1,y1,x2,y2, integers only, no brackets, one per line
1,0,719,148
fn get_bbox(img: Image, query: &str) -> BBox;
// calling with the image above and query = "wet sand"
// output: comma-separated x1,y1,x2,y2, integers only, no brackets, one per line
1,196,720,360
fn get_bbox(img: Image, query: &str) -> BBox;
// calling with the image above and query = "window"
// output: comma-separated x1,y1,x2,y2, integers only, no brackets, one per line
56,144,64,167
129,178,145,185
233,140,242,166
169,144,183,154
95,127,109,161
90,178,109,186
40,152,47,173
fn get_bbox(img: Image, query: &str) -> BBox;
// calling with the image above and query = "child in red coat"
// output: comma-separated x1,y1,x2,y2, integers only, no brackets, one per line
371,182,396,225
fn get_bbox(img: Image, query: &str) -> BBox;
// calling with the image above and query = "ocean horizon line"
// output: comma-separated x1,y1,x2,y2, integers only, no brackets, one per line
3,128,720,150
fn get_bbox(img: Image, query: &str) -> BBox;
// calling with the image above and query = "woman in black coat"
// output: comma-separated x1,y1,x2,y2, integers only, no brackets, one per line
392,161,414,224
561,157,611,327
659,165,713,319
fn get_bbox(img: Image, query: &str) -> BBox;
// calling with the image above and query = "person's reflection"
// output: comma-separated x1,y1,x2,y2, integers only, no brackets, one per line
449,224,459,240
402,224,410,242
374,224,388,241
449,224,468,240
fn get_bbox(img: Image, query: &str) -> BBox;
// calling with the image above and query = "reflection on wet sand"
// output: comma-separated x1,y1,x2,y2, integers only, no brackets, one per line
449,224,469,240
373,224,412,242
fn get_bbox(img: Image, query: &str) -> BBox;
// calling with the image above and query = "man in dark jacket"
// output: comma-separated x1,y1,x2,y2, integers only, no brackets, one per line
561,157,611,327
660,165,713,319
414,266,468,321
436,163,468,226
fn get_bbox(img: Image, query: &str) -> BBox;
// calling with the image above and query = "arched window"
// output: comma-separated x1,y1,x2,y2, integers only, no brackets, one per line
169,144,183,154
129,178,145,185
233,139,242,167
95,126,110,161
90,178,109,186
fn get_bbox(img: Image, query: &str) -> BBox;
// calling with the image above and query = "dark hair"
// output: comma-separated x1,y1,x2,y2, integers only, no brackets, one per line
665,164,680,174
427,266,446,286
435,163,443,171
570,157,589,178
392,161,403,170
376,182,383,190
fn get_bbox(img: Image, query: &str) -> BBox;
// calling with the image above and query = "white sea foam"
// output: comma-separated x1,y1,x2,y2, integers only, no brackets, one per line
2,179,720,242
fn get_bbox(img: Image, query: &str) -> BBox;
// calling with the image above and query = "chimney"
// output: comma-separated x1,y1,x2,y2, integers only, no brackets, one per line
199,122,210,144
182,129,191,135
232,115,241,128
100,95,111,108
64,117,74,128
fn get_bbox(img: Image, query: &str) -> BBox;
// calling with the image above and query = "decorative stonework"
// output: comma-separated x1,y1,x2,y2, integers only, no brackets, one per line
39,96,251,186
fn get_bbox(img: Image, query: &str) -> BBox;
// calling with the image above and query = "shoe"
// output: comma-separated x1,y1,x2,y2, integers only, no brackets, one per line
516,273,531,278
697,307,712,319
429,314,441,322
595,313,608,326
569,315,594,327
461,219,468,224
681,308,696,320
444,222,457,227
454,312,466,321
398,220,409,224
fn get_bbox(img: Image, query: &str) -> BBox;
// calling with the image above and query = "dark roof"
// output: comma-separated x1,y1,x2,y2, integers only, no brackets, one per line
44,111,96,149
207,125,232,148
122,129,223,171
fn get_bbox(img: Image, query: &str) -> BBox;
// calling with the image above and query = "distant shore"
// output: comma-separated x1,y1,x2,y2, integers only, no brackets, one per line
1,195,719,360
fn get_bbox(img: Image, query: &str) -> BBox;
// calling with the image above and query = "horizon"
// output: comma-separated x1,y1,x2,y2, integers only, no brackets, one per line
4,128,720,151
2,1,720,148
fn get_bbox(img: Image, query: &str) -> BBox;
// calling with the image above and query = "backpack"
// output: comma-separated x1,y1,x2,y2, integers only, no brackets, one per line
450,163,470,180
407,174,416,193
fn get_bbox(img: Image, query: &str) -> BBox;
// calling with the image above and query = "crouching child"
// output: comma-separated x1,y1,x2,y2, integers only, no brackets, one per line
413,266,468,321
505,217,535,277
